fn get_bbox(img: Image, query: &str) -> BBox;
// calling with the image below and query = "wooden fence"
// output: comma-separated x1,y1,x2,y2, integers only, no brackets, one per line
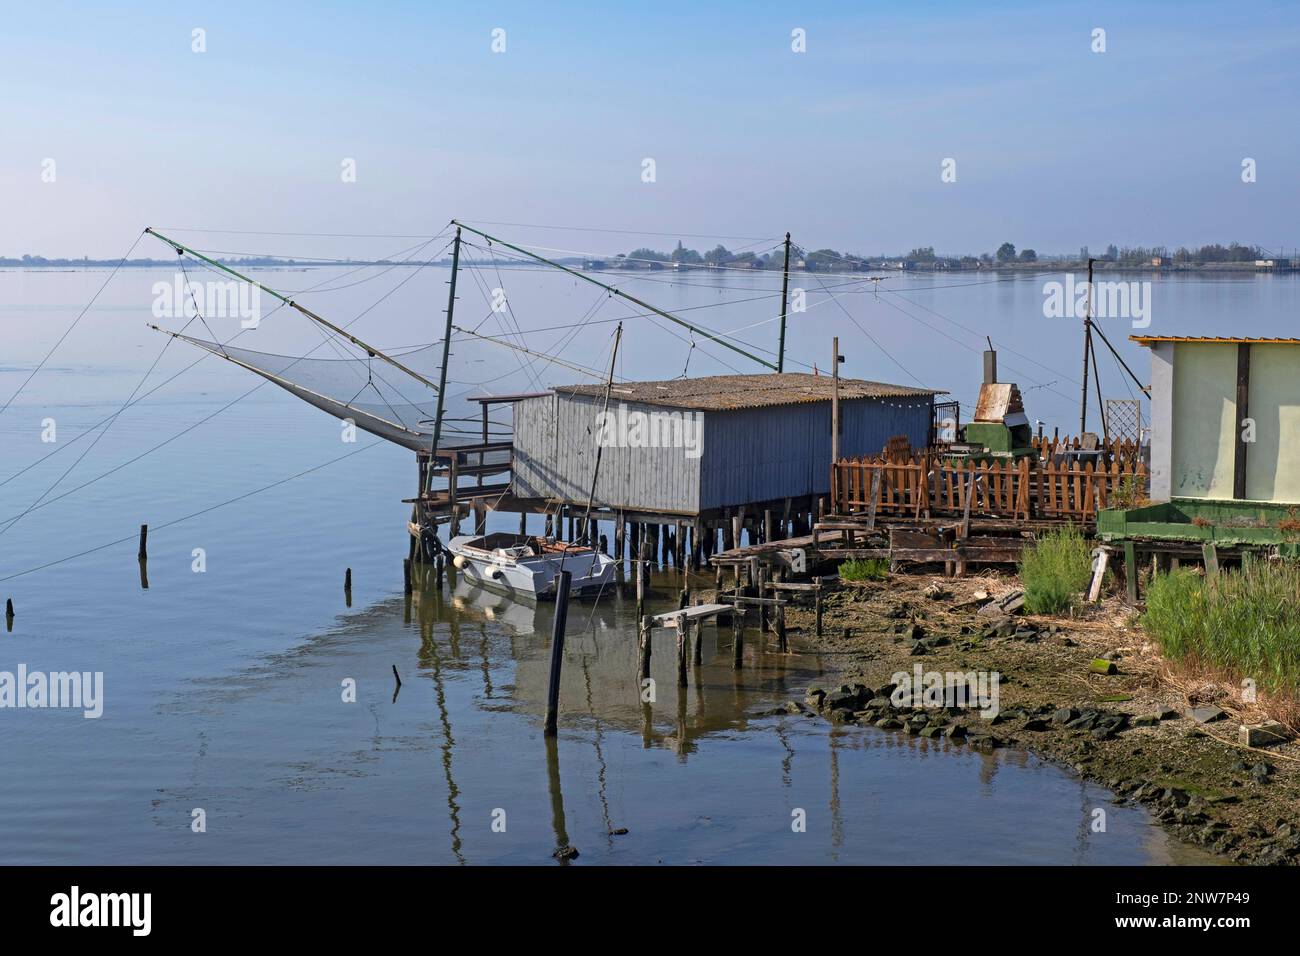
1030,435,1143,466
832,455,1147,523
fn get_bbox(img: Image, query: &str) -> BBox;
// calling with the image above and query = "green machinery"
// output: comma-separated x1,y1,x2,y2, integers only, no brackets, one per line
945,382,1039,463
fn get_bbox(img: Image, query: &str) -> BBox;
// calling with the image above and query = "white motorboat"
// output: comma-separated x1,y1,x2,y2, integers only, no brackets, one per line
444,532,616,601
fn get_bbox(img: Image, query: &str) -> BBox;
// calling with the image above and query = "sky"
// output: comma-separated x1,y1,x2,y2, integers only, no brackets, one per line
2,0,1299,260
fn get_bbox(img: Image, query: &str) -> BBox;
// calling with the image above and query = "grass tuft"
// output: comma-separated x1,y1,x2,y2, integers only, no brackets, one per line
840,558,889,582
1018,525,1093,615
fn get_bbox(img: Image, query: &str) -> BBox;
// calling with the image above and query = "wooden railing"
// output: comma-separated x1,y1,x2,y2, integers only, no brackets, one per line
1031,435,1144,466
832,455,1147,523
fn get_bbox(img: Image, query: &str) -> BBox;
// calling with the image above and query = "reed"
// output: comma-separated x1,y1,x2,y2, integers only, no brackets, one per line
1144,560,1300,694
1018,525,1092,614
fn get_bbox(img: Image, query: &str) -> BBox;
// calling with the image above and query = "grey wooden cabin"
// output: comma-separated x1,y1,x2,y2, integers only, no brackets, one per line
509,373,940,520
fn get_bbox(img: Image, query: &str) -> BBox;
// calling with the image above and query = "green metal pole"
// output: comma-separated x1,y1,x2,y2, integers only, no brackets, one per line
143,227,442,393
777,232,791,373
451,220,776,370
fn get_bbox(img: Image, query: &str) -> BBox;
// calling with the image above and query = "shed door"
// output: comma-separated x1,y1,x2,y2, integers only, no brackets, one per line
1171,343,1236,499
1245,344,1300,503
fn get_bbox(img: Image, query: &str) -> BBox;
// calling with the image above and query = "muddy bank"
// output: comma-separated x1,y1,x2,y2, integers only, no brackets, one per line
777,574,1300,865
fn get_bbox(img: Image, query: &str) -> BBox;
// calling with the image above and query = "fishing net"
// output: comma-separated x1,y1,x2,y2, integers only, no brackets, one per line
162,331,502,454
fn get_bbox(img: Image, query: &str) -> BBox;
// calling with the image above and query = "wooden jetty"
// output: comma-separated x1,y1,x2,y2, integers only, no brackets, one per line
709,436,1148,576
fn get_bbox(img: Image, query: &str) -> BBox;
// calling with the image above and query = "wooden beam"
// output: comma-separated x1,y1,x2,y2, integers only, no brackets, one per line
1234,342,1251,500
1123,540,1139,603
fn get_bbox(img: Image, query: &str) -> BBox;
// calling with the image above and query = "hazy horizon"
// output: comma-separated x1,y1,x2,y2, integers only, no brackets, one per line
4,1,1299,262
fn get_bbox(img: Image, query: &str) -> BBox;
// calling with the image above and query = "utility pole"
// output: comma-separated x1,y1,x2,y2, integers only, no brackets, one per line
580,323,623,538
831,337,842,464
431,227,462,456
777,232,792,373
1079,257,1094,435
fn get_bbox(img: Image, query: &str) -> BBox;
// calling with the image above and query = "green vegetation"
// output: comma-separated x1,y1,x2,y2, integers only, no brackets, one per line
840,558,889,582
1018,526,1093,614
1108,474,1149,510
1144,561,1300,693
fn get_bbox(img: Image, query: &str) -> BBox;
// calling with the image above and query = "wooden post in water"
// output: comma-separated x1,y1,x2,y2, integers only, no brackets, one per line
137,524,148,561
344,568,352,591
448,457,461,536
693,608,703,666
636,557,645,619
814,582,824,637
732,602,744,669
403,558,412,594
774,567,785,650
675,619,688,688
543,569,573,737
638,613,652,681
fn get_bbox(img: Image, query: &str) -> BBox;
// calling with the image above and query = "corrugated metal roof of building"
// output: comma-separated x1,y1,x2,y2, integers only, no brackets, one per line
552,373,943,411
1131,336,1300,345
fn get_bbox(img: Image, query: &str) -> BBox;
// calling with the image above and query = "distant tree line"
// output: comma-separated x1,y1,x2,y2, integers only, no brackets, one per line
611,238,1276,271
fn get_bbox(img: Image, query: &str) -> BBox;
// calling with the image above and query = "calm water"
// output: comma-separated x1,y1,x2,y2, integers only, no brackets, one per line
4,261,1280,864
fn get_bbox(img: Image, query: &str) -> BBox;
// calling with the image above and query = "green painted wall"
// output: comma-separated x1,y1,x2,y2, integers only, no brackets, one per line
1171,342,1236,499
1245,344,1300,503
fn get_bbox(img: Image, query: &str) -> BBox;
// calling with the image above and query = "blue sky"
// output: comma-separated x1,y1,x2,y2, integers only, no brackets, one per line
3,0,1299,258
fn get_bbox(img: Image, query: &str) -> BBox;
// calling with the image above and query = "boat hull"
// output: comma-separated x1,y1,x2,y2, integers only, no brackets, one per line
445,534,615,603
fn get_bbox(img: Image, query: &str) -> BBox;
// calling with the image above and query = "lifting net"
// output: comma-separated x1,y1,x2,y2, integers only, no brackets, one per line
163,330,501,455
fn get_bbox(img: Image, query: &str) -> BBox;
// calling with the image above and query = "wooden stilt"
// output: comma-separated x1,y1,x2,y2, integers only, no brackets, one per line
1124,540,1139,603
639,614,652,680
675,620,688,687
636,558,646,619
543,570,572,737
732,602,744,669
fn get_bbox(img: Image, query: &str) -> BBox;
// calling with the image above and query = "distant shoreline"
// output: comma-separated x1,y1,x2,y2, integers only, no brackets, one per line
0,259,1294,275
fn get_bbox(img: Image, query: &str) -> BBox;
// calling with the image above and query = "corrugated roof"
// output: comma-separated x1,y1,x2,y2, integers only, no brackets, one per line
1131,336,1300,346
552,373,943,411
